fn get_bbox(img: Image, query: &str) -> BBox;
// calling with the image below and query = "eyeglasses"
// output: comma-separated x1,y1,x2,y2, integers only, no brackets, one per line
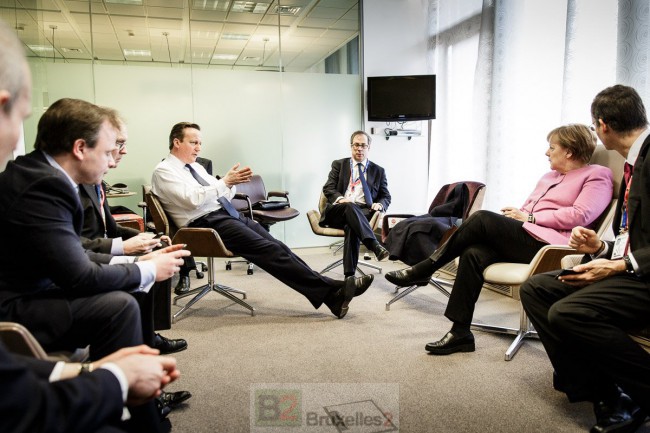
116,140,126,150
351,143,369,149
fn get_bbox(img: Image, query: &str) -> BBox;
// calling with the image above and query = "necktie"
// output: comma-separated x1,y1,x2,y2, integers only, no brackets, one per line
357,163,373,206
624,162,633,186
186,163,239,218
95,184,107,236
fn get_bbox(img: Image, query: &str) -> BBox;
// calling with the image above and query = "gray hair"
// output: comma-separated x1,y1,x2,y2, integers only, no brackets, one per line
0,19,27,114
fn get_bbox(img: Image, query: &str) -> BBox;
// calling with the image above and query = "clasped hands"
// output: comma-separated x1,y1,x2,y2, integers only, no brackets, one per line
337,198,383,212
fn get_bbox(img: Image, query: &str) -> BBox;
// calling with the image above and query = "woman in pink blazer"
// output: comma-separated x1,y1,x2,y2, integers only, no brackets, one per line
385,124,614,355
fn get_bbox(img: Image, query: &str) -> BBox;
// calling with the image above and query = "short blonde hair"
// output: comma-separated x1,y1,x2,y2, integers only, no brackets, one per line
546,124,596,164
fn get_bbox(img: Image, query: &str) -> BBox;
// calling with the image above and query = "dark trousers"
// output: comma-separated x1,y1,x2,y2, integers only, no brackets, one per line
320,202,377,276
13,291,143,361
520,271,650,411
190,210,341,307
428,210,545,325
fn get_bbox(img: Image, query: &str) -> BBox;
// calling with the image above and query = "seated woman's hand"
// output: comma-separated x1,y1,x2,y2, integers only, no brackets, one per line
500,206,527,222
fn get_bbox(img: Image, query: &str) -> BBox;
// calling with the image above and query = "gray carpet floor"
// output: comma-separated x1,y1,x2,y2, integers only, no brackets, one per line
162,248,650,433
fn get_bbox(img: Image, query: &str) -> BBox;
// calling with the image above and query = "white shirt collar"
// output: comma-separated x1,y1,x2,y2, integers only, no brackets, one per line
42,151,78,191
627,127,650,166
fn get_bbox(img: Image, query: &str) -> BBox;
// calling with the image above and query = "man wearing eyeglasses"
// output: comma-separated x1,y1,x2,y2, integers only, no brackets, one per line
319,130,391,278
78,120,193,417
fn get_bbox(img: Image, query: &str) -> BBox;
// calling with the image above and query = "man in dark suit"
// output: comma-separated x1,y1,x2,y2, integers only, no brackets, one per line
319,130,391,277
0,20,182,433
0,341,180,433
520,85,650,433
80,121,188,356
0,98,189,361
79,121,192,414
152,122,374,319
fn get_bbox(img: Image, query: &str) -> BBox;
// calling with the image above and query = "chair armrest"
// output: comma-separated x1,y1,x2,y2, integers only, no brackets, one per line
0,322,49,360
171,227,234,258
560,254,583,269
267,191,291,206
484,245,576,286
233,193,254,219
137,201,147,209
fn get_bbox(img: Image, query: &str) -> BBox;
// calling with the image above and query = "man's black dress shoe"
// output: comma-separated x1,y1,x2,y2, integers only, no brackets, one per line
591,392,646,433
174,276,191,295
373,244,390,262
352,274,374,297
153,333,188,354
425,331,475,355
385,266,431,287
156,391,192,418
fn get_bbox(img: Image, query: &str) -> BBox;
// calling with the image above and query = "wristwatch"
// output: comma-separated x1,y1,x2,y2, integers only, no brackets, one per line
79,362,93,374
623,255,635,274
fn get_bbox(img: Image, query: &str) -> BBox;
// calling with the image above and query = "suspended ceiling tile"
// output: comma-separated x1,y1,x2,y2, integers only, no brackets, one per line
259,14,296,26
190,9,227,21
322,28,354,40
110,15,147,29
227,11,264,25
307,6,349,19
146,0,184,7
291,26,325,37
104,4,145,16
147,6,184,19
300,17,335,28
64,1,93,13
147,17,183,29
329,19,356,31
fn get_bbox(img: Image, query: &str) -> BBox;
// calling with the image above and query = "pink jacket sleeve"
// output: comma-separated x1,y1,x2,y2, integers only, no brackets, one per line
520,164,613,245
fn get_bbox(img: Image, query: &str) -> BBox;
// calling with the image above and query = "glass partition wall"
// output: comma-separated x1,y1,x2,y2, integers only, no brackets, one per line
3,0,362,247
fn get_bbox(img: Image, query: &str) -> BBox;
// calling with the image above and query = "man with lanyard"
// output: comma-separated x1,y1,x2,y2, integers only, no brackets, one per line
319,130,391,278
520,85,650,433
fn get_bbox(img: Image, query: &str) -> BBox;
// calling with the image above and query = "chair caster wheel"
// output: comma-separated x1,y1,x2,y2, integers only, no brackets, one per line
201,263,208,272
195,271,204,279
247,269,253,275
226,263,232,271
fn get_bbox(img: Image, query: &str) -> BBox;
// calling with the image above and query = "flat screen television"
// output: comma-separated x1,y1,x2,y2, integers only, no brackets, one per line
367,74,436,121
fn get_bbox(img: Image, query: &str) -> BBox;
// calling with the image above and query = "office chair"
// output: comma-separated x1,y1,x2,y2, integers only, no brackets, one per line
306,192,384,276
382,181,486,310
230,174,300,231
475,145,623,360
145,188,255,321
0,322,89,361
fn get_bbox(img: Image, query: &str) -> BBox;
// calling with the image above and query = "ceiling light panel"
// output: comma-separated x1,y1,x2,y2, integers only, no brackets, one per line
212,53,238,60
123,48,151,56
231,1,269,14
192,0,230,11
221,33,249,40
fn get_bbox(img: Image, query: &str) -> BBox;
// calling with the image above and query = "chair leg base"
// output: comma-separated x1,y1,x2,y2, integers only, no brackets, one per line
385,277,452,310
172,283,255,322
470,322,538,361
320,258,383,276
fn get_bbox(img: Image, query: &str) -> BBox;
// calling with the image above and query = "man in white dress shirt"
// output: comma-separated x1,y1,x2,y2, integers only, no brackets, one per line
151,122,374,319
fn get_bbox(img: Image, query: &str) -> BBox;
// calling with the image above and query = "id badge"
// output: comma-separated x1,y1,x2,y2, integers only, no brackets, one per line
611,232,630,259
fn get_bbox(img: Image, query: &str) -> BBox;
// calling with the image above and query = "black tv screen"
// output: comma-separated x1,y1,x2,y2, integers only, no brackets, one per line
367,75,436,121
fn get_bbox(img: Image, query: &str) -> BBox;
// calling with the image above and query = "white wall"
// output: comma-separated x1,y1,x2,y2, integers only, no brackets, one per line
362,0,431,214
26,62,361,248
